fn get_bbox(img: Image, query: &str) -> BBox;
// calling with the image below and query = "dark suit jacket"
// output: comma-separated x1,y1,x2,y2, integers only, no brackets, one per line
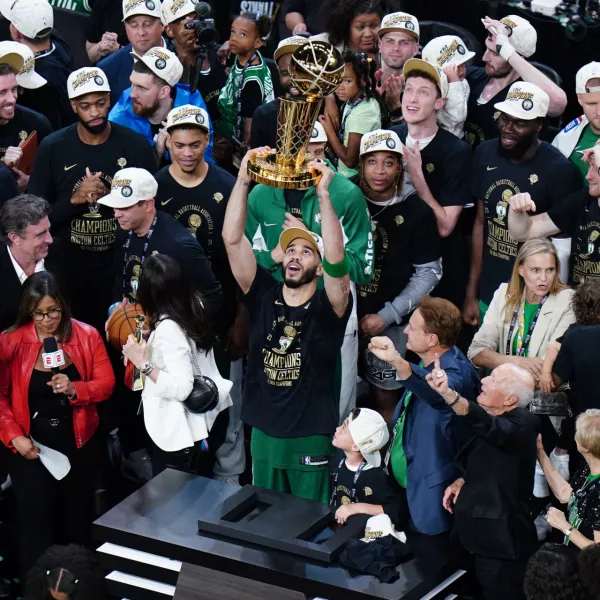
454,403,540,560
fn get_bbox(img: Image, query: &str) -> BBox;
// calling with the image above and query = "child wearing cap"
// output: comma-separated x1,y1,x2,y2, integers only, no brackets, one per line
422,35,475,139
330,408,400,525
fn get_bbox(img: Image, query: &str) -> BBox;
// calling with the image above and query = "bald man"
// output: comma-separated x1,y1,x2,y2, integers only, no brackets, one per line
427,362,539,600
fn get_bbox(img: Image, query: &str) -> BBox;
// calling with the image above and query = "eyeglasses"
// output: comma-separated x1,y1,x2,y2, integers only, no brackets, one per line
31,308,62,322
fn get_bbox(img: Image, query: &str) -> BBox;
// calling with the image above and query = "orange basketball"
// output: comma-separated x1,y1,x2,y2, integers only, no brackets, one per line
107,303,147,351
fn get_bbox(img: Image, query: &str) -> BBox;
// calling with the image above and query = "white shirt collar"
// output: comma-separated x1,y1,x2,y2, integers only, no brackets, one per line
7,246,45,284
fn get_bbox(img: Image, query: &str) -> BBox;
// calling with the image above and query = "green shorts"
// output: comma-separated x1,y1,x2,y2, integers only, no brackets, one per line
250,428,332,504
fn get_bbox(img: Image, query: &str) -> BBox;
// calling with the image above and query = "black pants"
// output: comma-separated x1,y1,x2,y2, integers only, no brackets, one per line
474,554,527,600
6,429,100,578
151,408,229,478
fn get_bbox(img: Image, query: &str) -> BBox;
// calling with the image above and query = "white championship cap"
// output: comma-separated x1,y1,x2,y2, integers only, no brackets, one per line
309,121,327,144
361,514,407,544
10,0,53,39
67,67,111,99
0,43,25,76
161,0,194,25
122,0,162,21
348,407,389,468
494,81,549,120
576,62,600,94
166,104,210,132
403,57,449,99
498,15,537,58
274,36,308,61
99,168,158,209
422,35,475,69
0,41,46,89
377,11,419,40
131,46,183,87
359,129,402,157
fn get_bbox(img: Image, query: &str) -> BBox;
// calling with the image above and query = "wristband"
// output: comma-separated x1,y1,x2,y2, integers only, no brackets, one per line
322,254,349,278
447,390,461,407
496,34,515,61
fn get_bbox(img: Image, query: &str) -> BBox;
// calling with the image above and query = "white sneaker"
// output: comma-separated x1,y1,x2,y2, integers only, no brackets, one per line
550,449,570,481
533,460,549,498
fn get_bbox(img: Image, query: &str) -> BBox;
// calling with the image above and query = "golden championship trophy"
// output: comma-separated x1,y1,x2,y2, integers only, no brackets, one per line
248,41,344,189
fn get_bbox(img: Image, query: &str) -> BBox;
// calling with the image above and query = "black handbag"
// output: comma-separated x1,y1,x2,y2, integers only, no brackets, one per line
530,391,572,418
182,336,219,414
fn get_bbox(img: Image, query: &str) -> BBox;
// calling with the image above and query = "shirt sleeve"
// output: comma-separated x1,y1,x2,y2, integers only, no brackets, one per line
84,0,105,43
285,0,306,13
28,137,57,203
547,161,584,206
240,79,264,118
250,104,266,149
367,468,403,524
242,266,279,310
436,141,472,207
552,328,575,383
0,164,18,207
469,146,483,200
547,191,587,236
345,99,382,136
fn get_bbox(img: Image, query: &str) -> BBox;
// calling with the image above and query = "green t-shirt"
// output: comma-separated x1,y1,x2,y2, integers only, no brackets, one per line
511,301,540,356
569,124,600,181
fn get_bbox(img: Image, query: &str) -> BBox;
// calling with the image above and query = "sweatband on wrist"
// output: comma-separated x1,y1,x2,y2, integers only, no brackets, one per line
497,36,515,61
322,254,349,278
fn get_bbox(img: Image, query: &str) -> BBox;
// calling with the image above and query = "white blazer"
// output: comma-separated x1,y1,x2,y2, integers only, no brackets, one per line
142,318,233,452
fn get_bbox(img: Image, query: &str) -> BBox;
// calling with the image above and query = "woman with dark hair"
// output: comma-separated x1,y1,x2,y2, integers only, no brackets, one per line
122,254,232,477
524,543,589,600
0,272,115,576
25,544,107,600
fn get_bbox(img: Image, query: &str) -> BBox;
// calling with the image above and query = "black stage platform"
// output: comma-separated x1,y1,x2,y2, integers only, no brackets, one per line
93,469,466,600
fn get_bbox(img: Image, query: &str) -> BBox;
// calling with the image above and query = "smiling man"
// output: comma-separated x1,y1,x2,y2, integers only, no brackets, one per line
463,81,581,327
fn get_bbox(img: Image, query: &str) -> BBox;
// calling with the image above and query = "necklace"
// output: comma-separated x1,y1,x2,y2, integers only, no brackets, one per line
367,190,397,232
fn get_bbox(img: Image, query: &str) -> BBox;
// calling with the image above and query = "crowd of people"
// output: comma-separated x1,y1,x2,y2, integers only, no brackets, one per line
1,0,600,598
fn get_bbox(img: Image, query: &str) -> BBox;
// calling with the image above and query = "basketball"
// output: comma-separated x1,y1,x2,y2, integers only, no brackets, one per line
107,303,147,351
290,41,344,98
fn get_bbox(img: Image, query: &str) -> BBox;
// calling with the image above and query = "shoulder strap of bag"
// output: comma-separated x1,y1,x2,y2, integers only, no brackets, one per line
183,333,202,377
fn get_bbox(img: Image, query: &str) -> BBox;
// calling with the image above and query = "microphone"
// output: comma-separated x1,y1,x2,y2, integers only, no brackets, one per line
42,337,65,374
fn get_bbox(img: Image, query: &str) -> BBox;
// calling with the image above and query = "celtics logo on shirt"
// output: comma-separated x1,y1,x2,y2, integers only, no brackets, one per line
583,230,600,259
484,179,520,262
130,264,141,295
263,316,303,387
275,325,297,354
494,189,513,225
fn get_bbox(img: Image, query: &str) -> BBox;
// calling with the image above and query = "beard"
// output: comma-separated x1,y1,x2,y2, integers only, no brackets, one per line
282,264,318,288
497,133,537,161
486,62,513,79
79,116,108,134
132,97,160,118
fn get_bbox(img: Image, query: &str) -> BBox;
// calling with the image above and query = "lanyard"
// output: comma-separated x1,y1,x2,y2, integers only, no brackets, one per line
121,214,157,300
565,473,600,545
330,457,367,506
338,95,364,142
234,53,257,142
505,294,548,357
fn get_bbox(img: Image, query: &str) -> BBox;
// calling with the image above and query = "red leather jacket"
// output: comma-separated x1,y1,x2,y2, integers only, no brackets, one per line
0,319,115,449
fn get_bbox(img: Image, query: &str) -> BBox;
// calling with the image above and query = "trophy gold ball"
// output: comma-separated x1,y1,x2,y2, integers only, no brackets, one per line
247,41,344,189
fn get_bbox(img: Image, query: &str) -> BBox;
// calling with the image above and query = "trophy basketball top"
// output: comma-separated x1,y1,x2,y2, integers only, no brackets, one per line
289,41,344,99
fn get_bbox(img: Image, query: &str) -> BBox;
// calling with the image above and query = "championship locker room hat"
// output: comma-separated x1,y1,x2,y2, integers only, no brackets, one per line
131,46,183,87
360,129,402,157
0,41,45,89
279,227,324,257
576,62,600,94
9,0,53,39
67,67,111,99
122,0,162,21
161,0,194,25
273,36,308,61
0,43,24,76
498,15,537,58
403,58,449,99
422,35,476,69
377,12,419,40
361,514,407,543
166,104,210,132
348,408,389,468
99,168,158,209
310,121,327,143
494,81,549,120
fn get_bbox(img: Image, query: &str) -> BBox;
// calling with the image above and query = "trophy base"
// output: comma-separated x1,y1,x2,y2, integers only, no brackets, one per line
248,150,318,190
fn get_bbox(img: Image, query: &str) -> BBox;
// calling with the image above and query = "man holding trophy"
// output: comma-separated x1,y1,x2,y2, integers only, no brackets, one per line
244,42,373,424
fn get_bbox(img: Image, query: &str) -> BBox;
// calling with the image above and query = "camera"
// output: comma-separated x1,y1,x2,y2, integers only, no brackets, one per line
184,1,219,48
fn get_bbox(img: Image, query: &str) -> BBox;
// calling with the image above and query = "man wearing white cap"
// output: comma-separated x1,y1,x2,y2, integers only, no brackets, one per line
307,120,328,161
465,15,567,150
354,129,441,420
553,62,600,181
109,46,213,165
98,0,166,106
375,11,419,123
423,35,475,139
463,81,581,327
391,58,472,310
250,36,307,150
0,49,51,190
7,0,73,130
508,143,600,287
28,66,156,331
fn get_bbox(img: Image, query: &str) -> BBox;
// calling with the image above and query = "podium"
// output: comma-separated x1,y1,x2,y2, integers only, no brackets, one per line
93,470,467,600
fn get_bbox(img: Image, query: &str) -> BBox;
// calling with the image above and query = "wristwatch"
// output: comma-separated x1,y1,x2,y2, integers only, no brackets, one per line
140,361,154,375
564,526,574,539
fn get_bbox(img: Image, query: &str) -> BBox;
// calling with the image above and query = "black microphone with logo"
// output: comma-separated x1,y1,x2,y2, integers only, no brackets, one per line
42,337,68,406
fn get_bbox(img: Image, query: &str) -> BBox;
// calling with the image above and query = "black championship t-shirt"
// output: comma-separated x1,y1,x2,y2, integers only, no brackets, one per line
392,125,472,307
465,67,518,150
250,98,278,150
358,191,440,318
548,190,600,285
155,163,235,265
284,188,305,219
329,450,401,522
242,267,352,438
0,105,52,161
472,140,582,305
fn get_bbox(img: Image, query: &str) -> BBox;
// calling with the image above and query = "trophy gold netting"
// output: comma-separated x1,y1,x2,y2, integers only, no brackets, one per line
248,41,344,189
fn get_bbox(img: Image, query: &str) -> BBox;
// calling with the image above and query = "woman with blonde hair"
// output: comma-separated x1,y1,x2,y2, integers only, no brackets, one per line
468,238,575,381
